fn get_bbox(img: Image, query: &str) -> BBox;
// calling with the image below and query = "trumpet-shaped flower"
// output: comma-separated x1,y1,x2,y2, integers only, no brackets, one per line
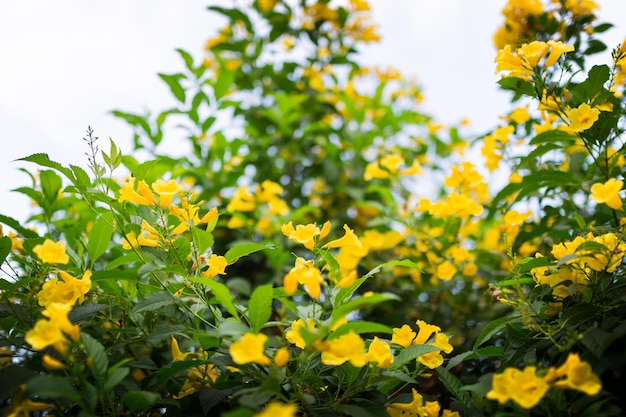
281,222,321,250
274,347,290,367
229,333,271,365
366,337,394,368
227,186,256,212
391,324,416,348
590,178,623,210
387,388,426,415
545,40,575,67
38,270,92,307
202,254,228,278
118,177,156,206
152,179,181,208
317,331,367,367
25,303,80,353
549,353,602,395
487,366,549,409
565,103,600,132
283,257,324,299
323,224,362,249
413,320,441,345
33,239,70,264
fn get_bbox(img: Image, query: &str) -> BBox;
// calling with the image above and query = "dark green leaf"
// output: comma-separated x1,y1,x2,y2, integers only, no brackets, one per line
25,374,80,401
0,236,11,265
390,344,439,370
122,391,161,413
82,332,109,382
104,367,130,391
132,291,176,314
436,367,473,412
474,316,520,350
187,276,239,318
330,321,393,339
68,304,110,324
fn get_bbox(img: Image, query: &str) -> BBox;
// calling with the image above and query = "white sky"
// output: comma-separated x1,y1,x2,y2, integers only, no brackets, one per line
1,1,625,222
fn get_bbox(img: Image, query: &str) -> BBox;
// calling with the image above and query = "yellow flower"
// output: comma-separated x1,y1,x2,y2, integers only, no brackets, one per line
317,331,367,367
257,0,279,14
37,270,92,307
122,230,160,250
565,103,600,132
550,353,602,395
152,179,181,208
413,320,441,345
431,333,453,354
202,254,228,278
391,324,416,347
365,337,394,368
424,401,440,417
364,161,390,180
33,239,70,264
274,347,290,367
436,261,457,281
281,222,320,250
283,257,324,299
545,40,575,67
590,178,623,210
227,186,256,212
25,303,79,353
323,224,362,249
285,318,317,348
42,353,65,370
565,0,599,16
487,366,549,409
387,388,425,414
3,386,52,417
418,351,444,369
118,177,156,206
254,402,298,417
257,180,283,203
519,41,549,67
229,333,271,366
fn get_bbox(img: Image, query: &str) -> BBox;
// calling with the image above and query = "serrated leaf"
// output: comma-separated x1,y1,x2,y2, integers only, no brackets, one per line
247,283,273,333
19,153,74,183
390,344,439,370
132,291,176,315
224,242,273,264
70,164,91,186
146,324,188,346
68,303,110,324
436,367,473,412
87,212,114,264
82,332,109,382
191,227,214,254
39,170,63,204
0,214,39,238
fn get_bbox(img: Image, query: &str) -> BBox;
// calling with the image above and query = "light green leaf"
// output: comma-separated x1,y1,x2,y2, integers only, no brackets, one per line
39,170,63,204
331,293,399,324
329,321,393,339
224,242,273,264
191,227,214,254
158,73,186,103
247,283,273,333
87,212,114,264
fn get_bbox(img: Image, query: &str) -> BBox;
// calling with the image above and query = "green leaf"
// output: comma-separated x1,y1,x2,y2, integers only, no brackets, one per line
330,321,393,339
0,214,39,238
122,391,161,413
70,164,91,187
224,242,273,264
497,77,536,97
132,291,176,314
187,276,239,318
68,303,110,324
191,227,214,254
331,293,400,323
0,236,11,265
474,316,520,350
390,344,440,370
82,332,109,382
247,283,273,333
158,73,186,103
339,404,389,417
529,129,577,145
104,367,130,391
25,374,80,401
214,69,235,100
146,324,188,346
87,212,114,264
436,367,473,412
19,153,74,183
39,170,63,203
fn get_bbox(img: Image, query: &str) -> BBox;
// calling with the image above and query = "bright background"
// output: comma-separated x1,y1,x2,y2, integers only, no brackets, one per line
1,1,625,221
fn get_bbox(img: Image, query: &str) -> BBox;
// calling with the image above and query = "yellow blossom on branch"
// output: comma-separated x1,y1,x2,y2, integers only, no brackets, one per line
33,239,70,265
254,402,299,417
152,179,181,208
323,224,362,249
229,333,271,366
202,254,228,278
317,330,367,367
565,103,600,132
117,177,156,206
546,353,602,395
590,178,623,210
391,324,416,348
365,336,394,369
37,270,92,307
487,366,549,409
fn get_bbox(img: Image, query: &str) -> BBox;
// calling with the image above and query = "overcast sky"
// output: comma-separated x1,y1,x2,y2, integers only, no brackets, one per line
1,1,624,222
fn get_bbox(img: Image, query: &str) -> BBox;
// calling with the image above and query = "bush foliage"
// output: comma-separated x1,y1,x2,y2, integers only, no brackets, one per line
1,1,626,416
